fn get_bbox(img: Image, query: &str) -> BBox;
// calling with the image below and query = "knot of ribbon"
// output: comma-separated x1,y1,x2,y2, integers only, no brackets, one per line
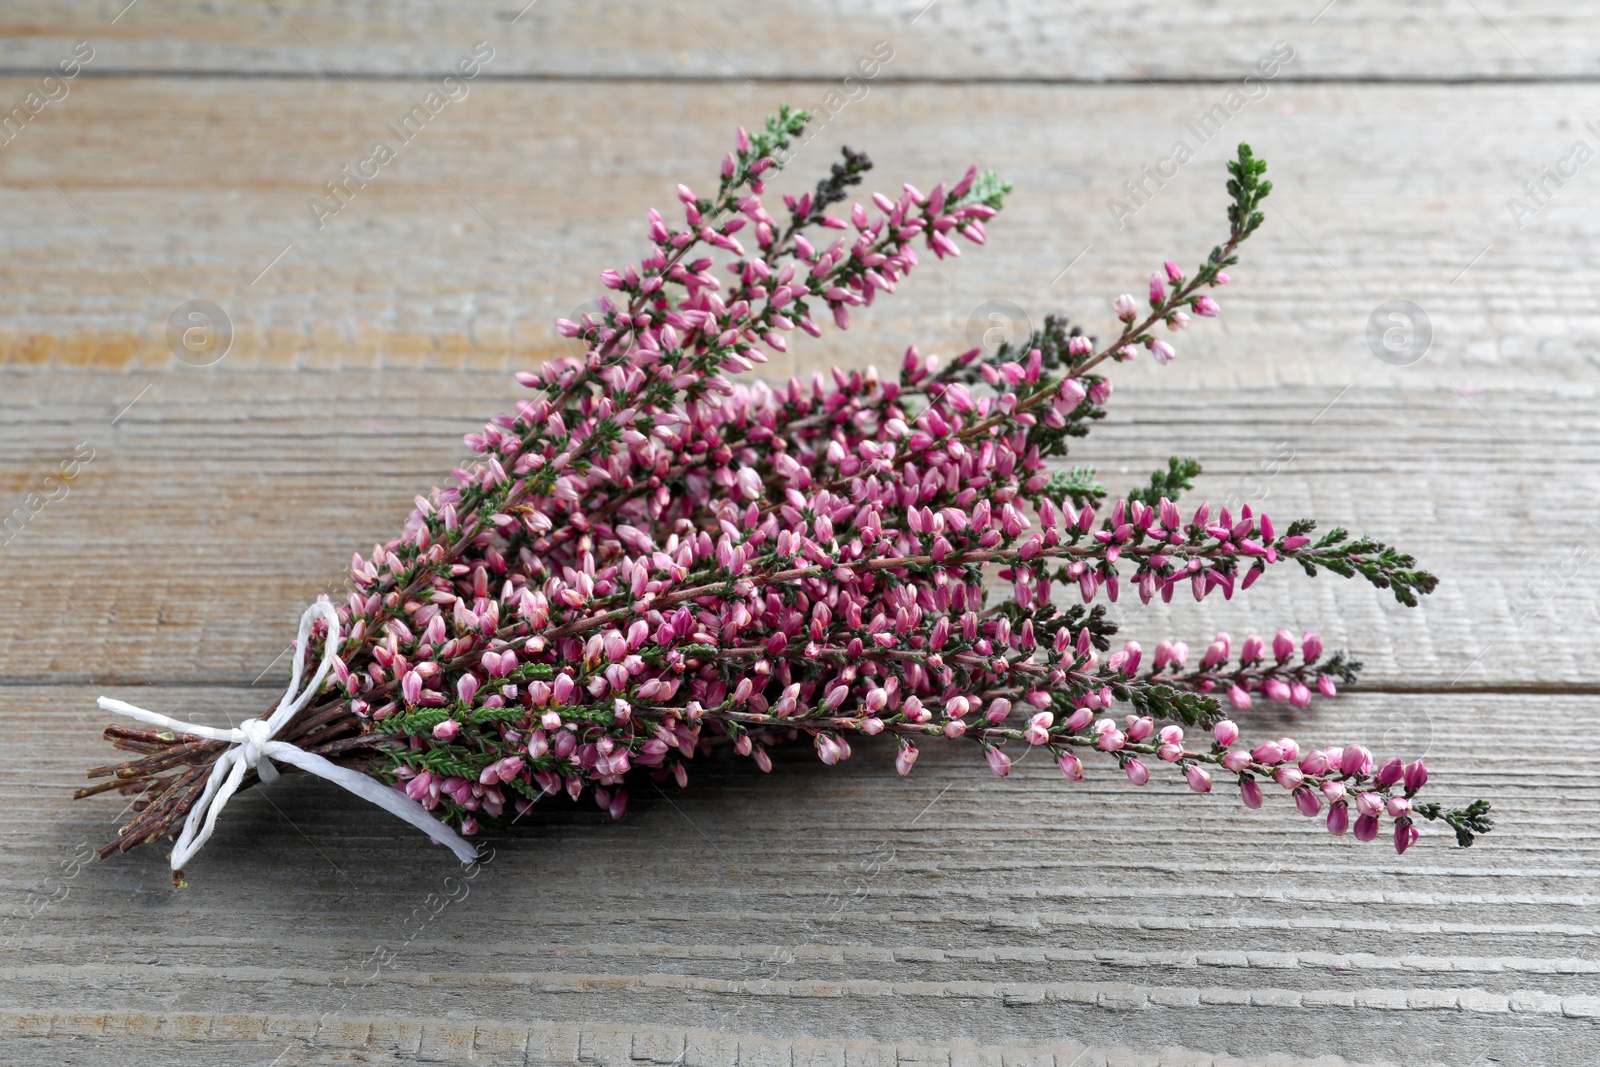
98,601,477,871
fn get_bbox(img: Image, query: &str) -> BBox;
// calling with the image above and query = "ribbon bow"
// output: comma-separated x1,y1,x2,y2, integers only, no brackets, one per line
99,601,477,871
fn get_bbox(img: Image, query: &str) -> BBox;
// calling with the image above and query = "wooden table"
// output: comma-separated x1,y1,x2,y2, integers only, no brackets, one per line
3,4,1597,1064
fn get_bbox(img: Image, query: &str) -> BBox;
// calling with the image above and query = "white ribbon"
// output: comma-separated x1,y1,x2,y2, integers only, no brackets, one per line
98,601,478,870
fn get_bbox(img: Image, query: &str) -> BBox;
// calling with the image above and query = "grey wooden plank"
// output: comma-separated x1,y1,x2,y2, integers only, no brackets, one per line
0,1,1594,81
0,79,1594,390
2,687,1594,1067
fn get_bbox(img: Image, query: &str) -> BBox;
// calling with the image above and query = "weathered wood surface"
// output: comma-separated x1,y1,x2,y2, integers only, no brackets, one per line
3,1,1599,81
3,689,1597,1066
2,6,1599,1066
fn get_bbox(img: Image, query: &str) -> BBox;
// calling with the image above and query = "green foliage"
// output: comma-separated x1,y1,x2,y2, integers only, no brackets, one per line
1127,456,1203,508
1112,681,1223,728
747,105,811,171
508,662,555,683
1315,649,1363,686
812,146,873,216
1044,466,1107,510
1225,142,1271,241
950,169,1013,212
1414,799,1494,847
1295,525,1440,607
1029,602,1118,653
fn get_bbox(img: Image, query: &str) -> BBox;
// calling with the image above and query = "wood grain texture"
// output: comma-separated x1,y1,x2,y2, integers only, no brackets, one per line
1,1,1597,81
3,689,1597,1066
2,79,1598,389
2,6,1598,1066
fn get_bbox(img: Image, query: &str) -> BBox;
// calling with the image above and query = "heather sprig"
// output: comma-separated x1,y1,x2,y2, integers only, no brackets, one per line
84,119,1487,868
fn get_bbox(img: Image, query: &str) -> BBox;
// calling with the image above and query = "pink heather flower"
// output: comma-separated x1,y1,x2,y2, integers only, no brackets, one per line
1097,729,1126,752
1327,802,1350,836
401,670,422,706
1394,820,1419,854
1276,738,1300,763
944,719,967,738
1273,629,1295,661
1289,682,1312,709
457,673,479,704
1252,741,1284,765
1239,634,1264,664
1127,716,1154,742
1376,757,1405,788
1158,725,1184,746
432,719,461,742
1318,676,1338,698
1164,260,1184,283
1227,685,1252,711
1386,796,1412,818
1300,750,1329,776
1404,760,1429,793
1193,294,1220,316
1114,293,1137,321
861,716,885,736
1275,767,1305,791
1148,339,1175,365
1342,745,1375,778
1125,758,1150,786
1302,632,1323,662
1024,711,1053,745
895,744,918,776
1158,743,1184,762
1149,272,1165,305
1355,792,1385,818
1063,707,1094,733
1185,765,1212,793
1293,787,1322,817
1058,752,1084,781
1212,720,1239,747
1353,814,1380,842
1262,678,1291,702
1239,777,1263,809
1221,749,1252,773
986,747,1012,778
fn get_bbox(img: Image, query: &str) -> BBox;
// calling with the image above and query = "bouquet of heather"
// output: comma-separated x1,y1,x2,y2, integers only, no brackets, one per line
83,107,1491,883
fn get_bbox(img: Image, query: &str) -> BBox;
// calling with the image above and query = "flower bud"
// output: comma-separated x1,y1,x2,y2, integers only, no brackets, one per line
1403,759,1428,793
895,744,918,776
1294,787,1322,817
1125,758,1150,786
1212,719,1239,747
1376,757,1406,788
